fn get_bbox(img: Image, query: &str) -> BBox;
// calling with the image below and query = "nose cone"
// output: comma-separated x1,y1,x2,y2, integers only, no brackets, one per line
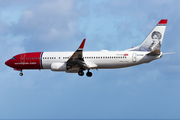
5,60,11,67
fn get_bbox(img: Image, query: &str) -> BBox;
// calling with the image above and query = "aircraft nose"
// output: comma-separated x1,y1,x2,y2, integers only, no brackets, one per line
5,60,11,67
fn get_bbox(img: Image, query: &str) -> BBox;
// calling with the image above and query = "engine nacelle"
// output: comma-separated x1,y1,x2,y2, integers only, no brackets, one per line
51,62,66,71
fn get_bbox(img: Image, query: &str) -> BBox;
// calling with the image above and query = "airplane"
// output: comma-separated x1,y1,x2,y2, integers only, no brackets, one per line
5,19,168,77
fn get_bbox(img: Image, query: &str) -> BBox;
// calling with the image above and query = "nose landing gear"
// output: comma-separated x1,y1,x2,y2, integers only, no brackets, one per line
19,69,23,76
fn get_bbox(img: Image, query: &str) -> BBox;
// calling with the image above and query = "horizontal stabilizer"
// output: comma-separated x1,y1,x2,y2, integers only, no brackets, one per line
147,50,160,56
163,52,176,55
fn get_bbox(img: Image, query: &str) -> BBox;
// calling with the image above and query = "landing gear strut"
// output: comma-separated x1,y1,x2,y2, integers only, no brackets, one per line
19,69,23,76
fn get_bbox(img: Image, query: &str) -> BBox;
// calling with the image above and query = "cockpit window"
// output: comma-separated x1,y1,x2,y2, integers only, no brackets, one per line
12,57,16,60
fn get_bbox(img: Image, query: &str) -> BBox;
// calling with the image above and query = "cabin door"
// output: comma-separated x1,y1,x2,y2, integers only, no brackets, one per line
132,53,136,62
20,54,26,63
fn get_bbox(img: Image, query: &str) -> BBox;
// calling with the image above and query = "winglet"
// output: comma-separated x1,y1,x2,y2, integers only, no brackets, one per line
78,38,86,50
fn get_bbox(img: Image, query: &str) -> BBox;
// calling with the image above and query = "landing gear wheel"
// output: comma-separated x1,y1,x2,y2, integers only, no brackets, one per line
86,72,92,77
78,71,84,76
19,69,23,76
19,73,23,76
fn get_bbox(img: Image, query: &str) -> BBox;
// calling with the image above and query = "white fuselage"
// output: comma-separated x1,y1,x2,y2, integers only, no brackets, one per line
41,50,161,72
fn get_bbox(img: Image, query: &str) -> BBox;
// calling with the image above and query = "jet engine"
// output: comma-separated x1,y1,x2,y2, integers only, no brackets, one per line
51,63,66,71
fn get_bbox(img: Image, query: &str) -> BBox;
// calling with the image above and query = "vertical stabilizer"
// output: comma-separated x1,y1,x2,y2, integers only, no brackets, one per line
128,19,168,54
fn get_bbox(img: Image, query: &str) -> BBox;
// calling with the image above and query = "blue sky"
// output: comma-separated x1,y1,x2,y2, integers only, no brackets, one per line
1,0,180,119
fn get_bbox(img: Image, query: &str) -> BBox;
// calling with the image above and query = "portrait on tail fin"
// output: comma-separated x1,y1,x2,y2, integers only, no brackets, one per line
148,31,162,51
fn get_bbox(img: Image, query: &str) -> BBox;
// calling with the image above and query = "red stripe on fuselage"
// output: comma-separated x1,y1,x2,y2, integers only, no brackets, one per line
6,52,42,69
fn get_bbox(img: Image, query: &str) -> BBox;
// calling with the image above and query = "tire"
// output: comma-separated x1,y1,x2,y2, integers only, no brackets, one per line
86,72,92,77
19,73,23,76
78,71,84,76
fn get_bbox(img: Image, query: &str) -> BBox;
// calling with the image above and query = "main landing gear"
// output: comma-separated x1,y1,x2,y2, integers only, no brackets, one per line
78,70,92,77
78,71,84,76
19,69,23,76
86,71,92,77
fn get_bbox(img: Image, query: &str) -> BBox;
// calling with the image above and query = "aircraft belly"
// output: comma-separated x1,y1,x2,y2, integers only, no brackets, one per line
42,63,51,69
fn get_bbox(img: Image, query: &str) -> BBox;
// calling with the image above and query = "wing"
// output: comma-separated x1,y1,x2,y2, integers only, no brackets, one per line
67,38,89,69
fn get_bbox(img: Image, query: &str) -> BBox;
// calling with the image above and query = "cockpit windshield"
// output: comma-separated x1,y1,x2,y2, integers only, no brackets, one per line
11,57,16,60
